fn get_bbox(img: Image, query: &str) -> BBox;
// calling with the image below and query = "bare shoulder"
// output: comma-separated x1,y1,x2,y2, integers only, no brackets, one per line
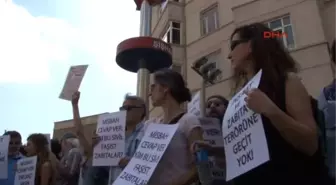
180,113,201,125
42,161,52,169
286,72,306,91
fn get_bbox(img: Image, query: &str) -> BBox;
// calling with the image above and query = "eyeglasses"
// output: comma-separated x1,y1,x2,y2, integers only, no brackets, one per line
119,105,143,111
9,141,21,145
230,39,248,51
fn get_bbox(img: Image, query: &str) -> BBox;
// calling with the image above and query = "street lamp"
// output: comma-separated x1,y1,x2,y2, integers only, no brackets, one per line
116,0,171,119
192,58,222,117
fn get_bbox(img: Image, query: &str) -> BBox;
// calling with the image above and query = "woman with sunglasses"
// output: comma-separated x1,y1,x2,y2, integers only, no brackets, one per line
146,68,204,185
193,22,324,185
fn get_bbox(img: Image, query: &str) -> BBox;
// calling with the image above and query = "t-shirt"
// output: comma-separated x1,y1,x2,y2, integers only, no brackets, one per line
145,113,201,185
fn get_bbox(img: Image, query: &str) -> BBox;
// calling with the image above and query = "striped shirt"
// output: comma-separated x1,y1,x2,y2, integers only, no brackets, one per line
108,122,146,183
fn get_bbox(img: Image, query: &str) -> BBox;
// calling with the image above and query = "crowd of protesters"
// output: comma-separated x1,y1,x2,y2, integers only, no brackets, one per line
0,23,335,185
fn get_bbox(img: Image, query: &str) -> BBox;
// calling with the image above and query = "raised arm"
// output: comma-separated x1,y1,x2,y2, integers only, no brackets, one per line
71,91,92,156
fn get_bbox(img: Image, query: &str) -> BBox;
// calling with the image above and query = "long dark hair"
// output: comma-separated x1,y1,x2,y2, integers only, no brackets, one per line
230,22,299,100
27,134,50,178
154,68,191,104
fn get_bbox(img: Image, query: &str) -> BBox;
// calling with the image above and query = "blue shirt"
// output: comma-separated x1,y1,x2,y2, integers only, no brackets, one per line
108,122,145,183
0,154,23,185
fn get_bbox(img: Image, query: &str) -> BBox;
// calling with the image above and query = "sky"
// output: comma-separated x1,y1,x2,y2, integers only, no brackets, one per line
0,0,140,140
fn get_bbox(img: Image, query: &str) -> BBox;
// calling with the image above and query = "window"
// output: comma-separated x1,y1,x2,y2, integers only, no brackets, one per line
200,5,219,36
266,16,295,49
206,50,220,69
162,22,181,44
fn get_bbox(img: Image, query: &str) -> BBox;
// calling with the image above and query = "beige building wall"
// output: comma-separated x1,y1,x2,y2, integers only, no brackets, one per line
53,113,107,143
149,0,335,119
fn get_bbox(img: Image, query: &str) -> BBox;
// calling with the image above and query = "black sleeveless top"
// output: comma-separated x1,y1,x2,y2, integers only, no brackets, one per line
234,75,323,185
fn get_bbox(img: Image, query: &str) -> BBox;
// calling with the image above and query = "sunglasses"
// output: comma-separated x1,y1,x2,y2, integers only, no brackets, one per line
9,141,21,145
230,39,248,50
119,105,143,111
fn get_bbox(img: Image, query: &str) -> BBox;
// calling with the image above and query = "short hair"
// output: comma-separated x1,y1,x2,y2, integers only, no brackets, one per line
207,95,229,107
124,94,147,119
331,39,335,63
65,138,80,148
3,130,21,139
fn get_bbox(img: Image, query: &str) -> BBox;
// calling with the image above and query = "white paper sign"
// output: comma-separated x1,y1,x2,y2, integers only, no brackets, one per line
59,65,88,101
188,91,201,117
0,135,10,179
199,117,226,179
222,70,269,180
14,156,38,185
199,117,223,147
112,123,179,185
44,134,51,150
93,111,126,166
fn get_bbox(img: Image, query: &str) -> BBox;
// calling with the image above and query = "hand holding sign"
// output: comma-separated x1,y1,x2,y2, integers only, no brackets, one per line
72,91,80,105
244,88,277,116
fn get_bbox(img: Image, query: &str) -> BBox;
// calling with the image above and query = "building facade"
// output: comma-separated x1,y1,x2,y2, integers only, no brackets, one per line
53,113,106,142
148,0,335,118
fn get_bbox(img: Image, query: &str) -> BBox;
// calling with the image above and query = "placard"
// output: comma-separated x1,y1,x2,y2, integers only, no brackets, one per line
222,70,269,180
93,111,126,166
0,135,10,179
112,123,179,185
14,156,37,185
199,117,223,147
188,91,200,117
59,65,88,101
199,117,226,180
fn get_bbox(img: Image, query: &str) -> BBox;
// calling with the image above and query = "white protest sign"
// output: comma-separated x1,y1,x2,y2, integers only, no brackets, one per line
222,70,269,180
44,134,51,150
0,135,10,179
199,117,226,179
112,123,179,185
14,156,38,185
188,91,201,117
93,111,126,166
199,117,223,147
59,65,88,101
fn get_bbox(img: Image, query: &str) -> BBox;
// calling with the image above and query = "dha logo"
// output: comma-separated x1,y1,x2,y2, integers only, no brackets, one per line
263,31,288,39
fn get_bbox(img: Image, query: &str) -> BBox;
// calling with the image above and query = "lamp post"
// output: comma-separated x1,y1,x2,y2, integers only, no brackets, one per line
116,0,171,118
192,58,222,117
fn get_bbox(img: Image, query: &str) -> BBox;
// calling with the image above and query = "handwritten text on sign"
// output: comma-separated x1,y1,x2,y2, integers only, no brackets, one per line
14,156,37,185
0,135,10,179
93,111,126,166
199,118,226,179
188,91,201,117
59,65,88,101
222,70,269,180
113,123,179,185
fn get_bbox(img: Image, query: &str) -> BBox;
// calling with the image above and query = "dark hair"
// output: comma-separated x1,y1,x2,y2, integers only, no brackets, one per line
124,94,146,119
3,130,22,139
50,139,61,160
207,95,229,107
154,68,191,103
230,22,298,100
27,133,50,179
19,146,27,156
331,39,335,63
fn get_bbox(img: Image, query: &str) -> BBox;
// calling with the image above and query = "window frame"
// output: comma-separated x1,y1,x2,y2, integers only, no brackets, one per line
200,4,219,36
161,21,181,45
266,16,295,49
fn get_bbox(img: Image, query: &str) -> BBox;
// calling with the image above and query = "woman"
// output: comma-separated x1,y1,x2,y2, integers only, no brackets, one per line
147,68,204,185
193,23,322,185
25,133,56,185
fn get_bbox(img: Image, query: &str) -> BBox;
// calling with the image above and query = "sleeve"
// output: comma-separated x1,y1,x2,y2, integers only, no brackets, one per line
180,114,202,138
68,149,82,175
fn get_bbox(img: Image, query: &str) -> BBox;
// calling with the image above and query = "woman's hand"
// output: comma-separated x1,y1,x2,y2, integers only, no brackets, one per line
244,88,277,116
72,91,80,105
